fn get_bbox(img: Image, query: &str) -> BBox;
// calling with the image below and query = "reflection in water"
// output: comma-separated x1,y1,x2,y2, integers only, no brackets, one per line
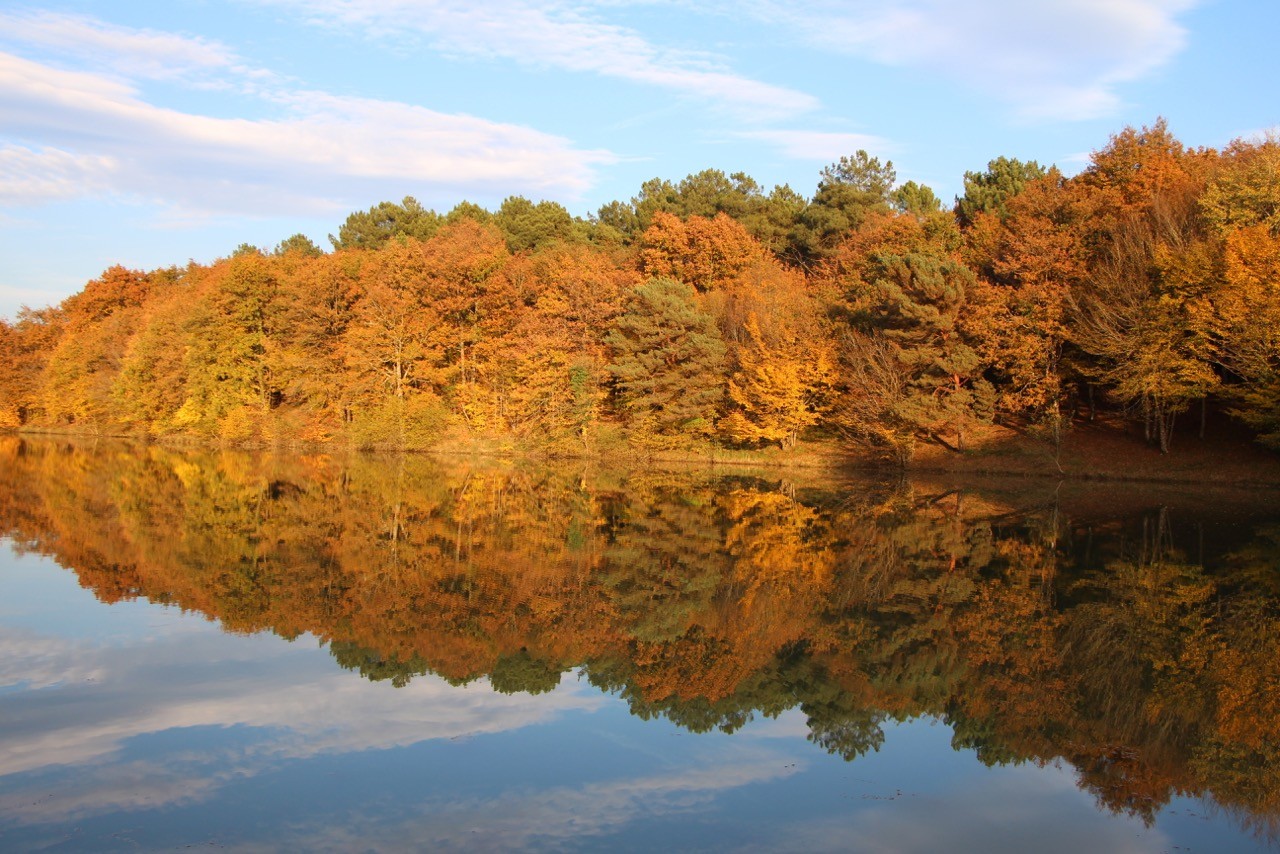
0,436,1278,848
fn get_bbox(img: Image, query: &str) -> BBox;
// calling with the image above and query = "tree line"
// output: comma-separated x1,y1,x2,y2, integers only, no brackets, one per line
2,119,1278,461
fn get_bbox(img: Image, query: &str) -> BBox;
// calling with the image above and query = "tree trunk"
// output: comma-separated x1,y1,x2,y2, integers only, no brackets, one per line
1156,401,1175,454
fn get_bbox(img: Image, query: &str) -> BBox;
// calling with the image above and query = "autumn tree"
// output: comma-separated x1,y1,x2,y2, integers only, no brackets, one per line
639,211,765,291
1068,121,1218,452
112,292,193,432
173,254,288,441
39,265,154,428
416,219,512,428
41,313,135,427
964,169,1093,424
489,245,632,447
0,320,20,427
1213,225,1280,444
1200,136,1280,235
342,238,448,447
0,307,63,426
721,312,830,449
270,250,361,438
715,259,835,451
1184,137,1280,446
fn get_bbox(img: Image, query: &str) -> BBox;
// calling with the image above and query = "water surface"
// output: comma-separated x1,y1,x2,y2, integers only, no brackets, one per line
1,437,1277,851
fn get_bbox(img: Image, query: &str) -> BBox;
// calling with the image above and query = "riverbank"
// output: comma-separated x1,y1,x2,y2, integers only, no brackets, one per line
7,412,1280,488
897,414,1280,488
579,413,1280,489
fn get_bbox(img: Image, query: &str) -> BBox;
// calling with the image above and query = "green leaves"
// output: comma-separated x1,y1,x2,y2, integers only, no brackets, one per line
955,156,1047,227
606,278,727,437
329,196,442,251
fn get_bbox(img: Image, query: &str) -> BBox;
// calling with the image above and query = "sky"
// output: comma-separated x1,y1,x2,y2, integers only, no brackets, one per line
0,0,1276,319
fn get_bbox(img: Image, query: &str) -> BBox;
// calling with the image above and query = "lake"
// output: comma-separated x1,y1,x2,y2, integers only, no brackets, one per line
1,436,1277,852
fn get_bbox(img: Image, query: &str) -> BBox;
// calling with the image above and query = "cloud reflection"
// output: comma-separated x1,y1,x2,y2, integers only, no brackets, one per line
264,752,801,852
0,622,605,826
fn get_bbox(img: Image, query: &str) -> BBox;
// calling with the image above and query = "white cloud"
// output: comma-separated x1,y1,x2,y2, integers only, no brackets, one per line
0,144,118,205
738,130,893,162
250,0,819,121
714,0,1197,121
0,10,274,92
0,49,614,215
1234,126,1280,144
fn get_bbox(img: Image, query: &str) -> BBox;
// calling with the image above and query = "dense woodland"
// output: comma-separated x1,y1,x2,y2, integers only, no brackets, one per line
3,120,1279,461
4,439,1280,837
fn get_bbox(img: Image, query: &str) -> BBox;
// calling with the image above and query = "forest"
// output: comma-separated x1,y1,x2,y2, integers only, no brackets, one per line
2,119,1278,463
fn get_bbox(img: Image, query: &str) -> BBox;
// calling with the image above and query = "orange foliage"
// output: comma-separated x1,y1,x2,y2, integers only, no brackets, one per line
639,211,765,291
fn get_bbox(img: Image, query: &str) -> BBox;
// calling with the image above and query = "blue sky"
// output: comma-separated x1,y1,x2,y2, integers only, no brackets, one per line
0,0,1276,319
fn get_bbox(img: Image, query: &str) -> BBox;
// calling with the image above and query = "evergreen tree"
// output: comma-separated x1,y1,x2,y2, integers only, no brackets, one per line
955,157,1047,227
606,278,727,437
841,251,993,454
790,151,897,265
329,196,442,251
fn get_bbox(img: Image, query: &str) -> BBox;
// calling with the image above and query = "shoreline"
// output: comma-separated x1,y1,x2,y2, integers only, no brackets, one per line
7,417,1280,489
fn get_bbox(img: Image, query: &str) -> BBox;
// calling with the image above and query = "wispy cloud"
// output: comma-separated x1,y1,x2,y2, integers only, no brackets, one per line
262,0,1201,131
250,0,820,122
0,43,613,215
277,750,802,851
713,0,1197,121
0,10,276,92
1235,125,1280,144
0,144,118,206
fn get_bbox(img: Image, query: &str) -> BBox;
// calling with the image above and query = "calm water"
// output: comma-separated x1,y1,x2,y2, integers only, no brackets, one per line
1,437,1278,852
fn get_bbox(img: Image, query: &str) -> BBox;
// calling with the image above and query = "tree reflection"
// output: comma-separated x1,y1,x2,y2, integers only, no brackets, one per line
1,435,1278,841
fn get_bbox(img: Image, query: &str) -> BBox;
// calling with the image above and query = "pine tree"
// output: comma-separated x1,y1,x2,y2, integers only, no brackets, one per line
606,278,727,437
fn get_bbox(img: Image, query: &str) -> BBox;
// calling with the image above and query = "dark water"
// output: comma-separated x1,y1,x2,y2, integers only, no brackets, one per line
1,437,1278,852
